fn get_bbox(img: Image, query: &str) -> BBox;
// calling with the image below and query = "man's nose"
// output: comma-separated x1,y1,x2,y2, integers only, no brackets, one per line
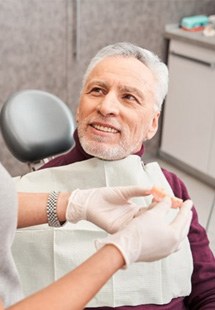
97,92,120,116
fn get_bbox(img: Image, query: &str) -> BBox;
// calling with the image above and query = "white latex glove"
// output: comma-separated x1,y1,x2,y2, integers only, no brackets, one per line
96,197,193,266
66,186,151,233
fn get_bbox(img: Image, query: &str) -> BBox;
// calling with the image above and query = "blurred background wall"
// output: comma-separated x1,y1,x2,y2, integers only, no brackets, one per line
1,0,215,176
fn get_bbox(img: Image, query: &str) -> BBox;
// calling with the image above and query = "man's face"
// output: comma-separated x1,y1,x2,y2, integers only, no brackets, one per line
76,56,160,160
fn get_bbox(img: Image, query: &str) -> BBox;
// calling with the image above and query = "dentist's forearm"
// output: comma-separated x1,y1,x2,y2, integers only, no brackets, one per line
17,192,70,228
7,244,124,310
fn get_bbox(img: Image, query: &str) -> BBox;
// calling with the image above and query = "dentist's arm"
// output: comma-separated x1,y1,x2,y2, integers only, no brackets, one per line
17,186,184,231
17,192,69,228
7,244,124,310
17,186,149,228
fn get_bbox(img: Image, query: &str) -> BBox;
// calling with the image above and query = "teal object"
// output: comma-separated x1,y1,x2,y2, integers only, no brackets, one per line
181,15,208,29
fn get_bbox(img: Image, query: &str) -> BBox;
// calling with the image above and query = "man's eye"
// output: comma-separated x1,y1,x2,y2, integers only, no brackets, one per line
90,87,103,94
123,94,140,104
124,94,134,100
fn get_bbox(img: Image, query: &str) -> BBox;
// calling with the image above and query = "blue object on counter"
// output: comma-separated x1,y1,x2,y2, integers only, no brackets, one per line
181,15,208,29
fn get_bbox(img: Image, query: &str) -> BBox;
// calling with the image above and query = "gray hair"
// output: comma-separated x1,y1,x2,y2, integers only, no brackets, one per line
82,42,169,111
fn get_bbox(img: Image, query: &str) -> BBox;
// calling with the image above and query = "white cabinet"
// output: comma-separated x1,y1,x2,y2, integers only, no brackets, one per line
160,39,215,184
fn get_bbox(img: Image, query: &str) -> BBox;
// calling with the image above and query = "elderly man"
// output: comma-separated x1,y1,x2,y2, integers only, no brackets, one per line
14,42,215,309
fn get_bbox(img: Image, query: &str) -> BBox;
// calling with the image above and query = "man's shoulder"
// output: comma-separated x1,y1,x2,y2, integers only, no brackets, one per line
161,166,178,183
160,166,189,199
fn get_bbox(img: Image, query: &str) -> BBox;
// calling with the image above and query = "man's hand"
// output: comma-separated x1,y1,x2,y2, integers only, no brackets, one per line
96,197,193,265
66,186,151,233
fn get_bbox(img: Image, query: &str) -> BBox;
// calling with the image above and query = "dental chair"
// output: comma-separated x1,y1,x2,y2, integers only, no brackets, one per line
0,89,75,170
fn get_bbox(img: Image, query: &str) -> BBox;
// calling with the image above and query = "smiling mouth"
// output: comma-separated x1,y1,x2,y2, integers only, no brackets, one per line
91,123,119,133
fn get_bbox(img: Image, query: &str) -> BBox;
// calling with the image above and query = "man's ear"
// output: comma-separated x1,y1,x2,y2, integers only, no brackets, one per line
146,112,160,140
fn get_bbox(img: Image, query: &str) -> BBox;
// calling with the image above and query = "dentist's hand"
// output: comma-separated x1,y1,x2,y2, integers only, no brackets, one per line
66,186,151,233
96,198,193,266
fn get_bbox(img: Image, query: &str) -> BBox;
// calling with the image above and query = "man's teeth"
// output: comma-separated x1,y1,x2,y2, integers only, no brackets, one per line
93,124,118,133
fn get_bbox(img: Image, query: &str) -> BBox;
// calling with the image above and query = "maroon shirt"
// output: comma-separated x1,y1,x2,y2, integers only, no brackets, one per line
41,130,215,309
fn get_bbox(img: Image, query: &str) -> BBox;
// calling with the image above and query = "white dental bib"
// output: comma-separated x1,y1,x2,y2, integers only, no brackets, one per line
13,155,193,307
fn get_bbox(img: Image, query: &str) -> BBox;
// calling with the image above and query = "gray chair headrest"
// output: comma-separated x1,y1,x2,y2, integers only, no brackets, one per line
0,89,75,163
